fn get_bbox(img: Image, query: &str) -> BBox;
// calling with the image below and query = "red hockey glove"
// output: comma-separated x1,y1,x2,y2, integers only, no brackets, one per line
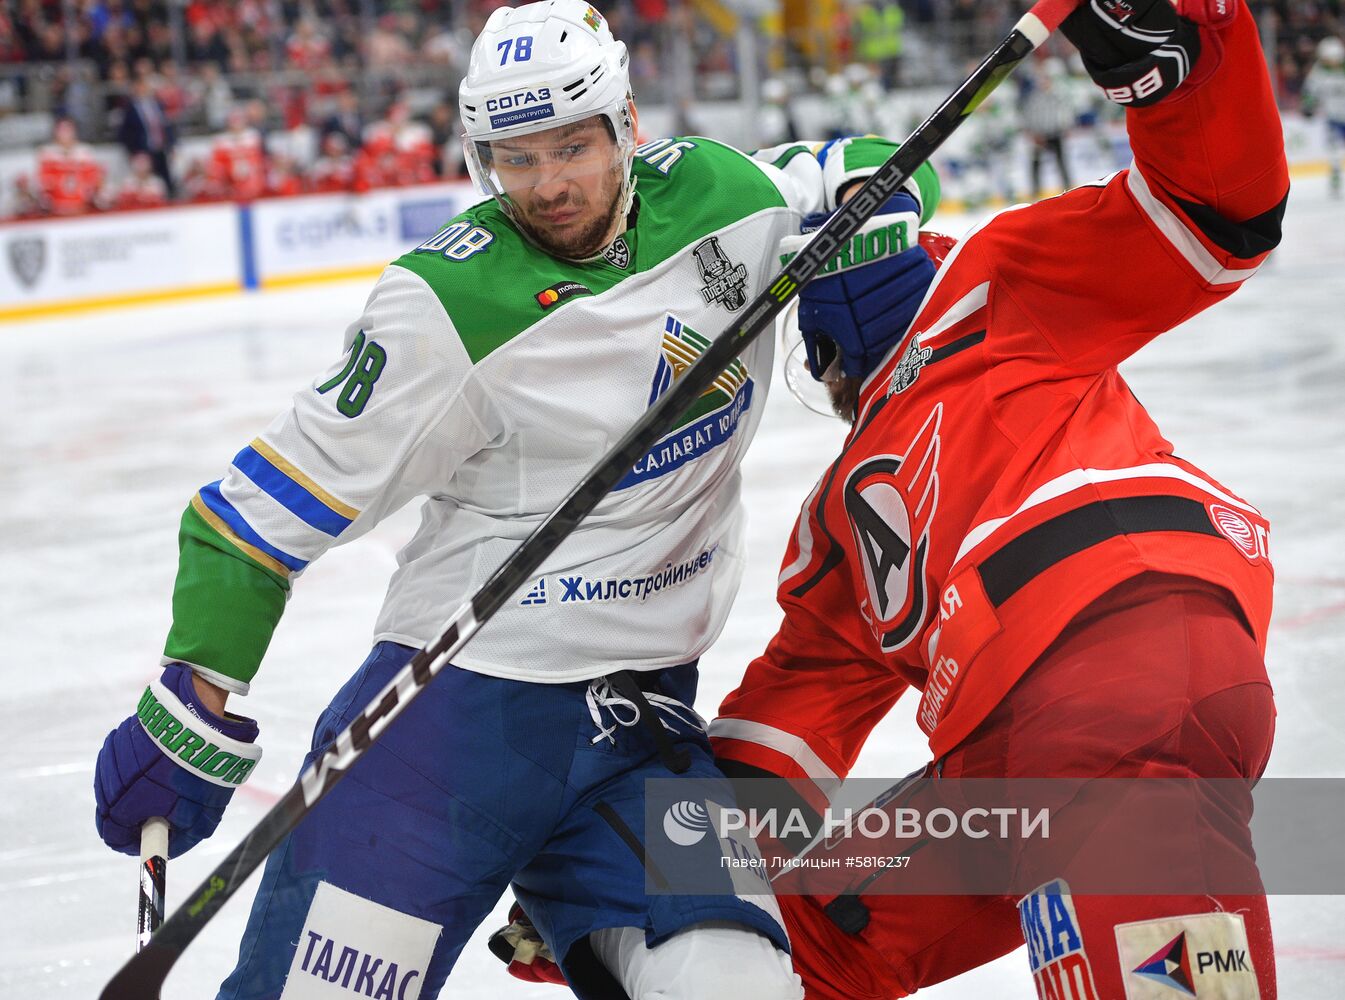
1060,0,1234,107
487,904,569,986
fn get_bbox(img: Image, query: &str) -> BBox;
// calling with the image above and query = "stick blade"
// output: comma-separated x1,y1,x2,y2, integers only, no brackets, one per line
101,939,175,1000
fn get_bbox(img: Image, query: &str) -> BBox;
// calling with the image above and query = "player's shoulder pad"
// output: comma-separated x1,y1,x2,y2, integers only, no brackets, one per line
817,135,941,222
628,135,800,265
633,134,790,214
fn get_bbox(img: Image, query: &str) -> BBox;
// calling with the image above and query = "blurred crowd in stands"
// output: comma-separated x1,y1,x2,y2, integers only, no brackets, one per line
0,0,1341,219
1259,0,1345,103
16,96,456,216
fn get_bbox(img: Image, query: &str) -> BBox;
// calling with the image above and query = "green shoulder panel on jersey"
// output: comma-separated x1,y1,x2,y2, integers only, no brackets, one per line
390,199,597,365
626,135,789,262
163,503,289,684
390,137,790,365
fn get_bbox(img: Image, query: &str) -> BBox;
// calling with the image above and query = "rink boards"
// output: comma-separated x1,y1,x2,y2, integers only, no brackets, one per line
0,181,479,321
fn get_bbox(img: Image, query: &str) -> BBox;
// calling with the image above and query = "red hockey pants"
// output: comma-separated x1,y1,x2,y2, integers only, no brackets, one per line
777,574,1277,999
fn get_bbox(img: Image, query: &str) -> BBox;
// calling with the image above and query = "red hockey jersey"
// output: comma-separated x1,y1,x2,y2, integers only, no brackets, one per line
714,5,1289,792
37,143,104,216
209,128,266,201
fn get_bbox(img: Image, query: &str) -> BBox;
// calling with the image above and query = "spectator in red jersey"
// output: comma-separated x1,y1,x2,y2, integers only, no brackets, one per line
0,8,25,63
390,104,437,185
264,153,305,197
311,65,349,99
352,128,398,191
285,18,331,70
309,131,357,193
155,61,189,123
178,157,215,203
110,150,169,210
36,117,105,216
207,106,266,200
362,101,437,186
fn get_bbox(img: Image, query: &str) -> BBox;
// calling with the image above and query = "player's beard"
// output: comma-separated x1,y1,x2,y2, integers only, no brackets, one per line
517,163,626,261
826,375,862,424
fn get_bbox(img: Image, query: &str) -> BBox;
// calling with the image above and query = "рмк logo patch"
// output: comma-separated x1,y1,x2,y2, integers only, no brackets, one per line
1132,933,1195,996
1115,912,1258,999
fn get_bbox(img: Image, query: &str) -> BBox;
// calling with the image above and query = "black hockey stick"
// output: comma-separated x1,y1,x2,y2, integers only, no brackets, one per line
100,2,1077,994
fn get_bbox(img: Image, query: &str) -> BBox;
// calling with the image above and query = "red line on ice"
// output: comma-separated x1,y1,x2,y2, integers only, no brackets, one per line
1278,599,1345,630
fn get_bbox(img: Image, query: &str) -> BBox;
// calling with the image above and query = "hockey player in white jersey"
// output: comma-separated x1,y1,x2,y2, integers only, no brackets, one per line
1304,35,1345,196
91,2,941,996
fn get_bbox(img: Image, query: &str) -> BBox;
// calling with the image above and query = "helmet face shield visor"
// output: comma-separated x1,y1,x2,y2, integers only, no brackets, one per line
465,111,632,204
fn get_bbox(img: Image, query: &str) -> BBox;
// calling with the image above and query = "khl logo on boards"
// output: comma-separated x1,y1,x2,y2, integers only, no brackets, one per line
7,236,46,289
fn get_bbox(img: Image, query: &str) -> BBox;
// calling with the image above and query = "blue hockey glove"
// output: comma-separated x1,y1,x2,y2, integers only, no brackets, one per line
780,191,937,381
95,663,262,858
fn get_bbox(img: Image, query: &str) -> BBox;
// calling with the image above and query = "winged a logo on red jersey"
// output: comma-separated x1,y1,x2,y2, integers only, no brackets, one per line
843,403,942,652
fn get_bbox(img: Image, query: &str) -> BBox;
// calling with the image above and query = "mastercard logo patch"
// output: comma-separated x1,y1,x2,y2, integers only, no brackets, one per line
535,281,594,310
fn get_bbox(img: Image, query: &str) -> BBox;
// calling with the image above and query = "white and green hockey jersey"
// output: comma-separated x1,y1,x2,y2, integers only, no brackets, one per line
165,136,940,692
1304,61,1345,123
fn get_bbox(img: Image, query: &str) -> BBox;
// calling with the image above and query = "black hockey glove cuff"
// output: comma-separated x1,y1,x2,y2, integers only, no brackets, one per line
1061,0,1202,107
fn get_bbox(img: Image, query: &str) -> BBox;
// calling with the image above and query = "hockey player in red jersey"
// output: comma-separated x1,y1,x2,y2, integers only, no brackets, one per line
710,1,1287,997
36,117,105,216
111,151,169,211
487,1,1286,995
207,107,267,201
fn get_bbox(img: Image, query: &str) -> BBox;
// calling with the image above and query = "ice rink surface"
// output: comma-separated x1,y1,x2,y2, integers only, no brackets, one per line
3,174,1343,998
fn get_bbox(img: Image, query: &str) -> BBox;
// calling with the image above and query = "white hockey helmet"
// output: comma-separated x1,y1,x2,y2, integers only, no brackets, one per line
459,1,635,219
1318,35,1345,67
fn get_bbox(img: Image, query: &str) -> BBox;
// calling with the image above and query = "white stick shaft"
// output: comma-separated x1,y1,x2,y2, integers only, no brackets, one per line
140,817,169,862
136,818,169,952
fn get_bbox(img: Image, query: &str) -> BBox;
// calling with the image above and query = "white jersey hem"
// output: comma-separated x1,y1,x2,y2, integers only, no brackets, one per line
369,631,710,683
